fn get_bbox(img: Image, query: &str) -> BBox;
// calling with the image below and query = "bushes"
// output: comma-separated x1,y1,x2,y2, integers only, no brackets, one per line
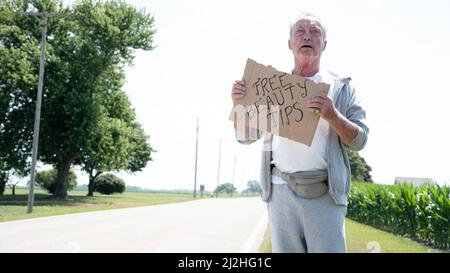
35,169,126,196
348,182,450,249
94,173,125,195
36,169,77,194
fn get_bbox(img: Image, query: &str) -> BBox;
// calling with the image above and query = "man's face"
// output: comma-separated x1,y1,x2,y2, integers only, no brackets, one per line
289,19,327,60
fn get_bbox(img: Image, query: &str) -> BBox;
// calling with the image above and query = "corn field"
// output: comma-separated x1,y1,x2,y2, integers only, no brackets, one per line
347,182,450,249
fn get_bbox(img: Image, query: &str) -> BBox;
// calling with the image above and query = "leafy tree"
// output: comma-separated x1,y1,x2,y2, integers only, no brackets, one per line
93,173,125,195
76,86,154,196
242,180,261,195
0,161,27,196
0,0,35,194
348,150,373,182
0,0,155,198
214,183,237,195
0,125,31,196
7,177,21,196
35,168,77,194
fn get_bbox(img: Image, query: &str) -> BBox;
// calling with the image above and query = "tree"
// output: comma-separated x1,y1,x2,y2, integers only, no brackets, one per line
0,0,155,198
93,173,125,195
0,107,32,195
7,175,21,196
76,87,154,196
242,180,261,195
348,150,373,182
0,17,34,194
0,0,36,189
214,183,237,195
35,168,77,194
7,180,20,196
0,161,27,196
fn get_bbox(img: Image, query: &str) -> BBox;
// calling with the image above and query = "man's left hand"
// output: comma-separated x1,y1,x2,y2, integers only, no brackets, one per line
306,94,337,122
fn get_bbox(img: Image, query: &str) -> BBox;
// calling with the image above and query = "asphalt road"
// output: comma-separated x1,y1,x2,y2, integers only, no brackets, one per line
0,197,268,253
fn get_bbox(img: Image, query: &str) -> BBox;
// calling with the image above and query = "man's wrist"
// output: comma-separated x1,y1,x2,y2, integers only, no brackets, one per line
325,108,340,126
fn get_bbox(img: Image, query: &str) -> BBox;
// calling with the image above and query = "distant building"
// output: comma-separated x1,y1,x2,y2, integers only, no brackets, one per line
394,177,436,187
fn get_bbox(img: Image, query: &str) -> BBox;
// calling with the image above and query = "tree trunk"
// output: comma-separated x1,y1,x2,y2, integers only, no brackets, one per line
54,159,72,199
0,173,7,196
87,171,95,197
87,170,102,197
12,185,15,196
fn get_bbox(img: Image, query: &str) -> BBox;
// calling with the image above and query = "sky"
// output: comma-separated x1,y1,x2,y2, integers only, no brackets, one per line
25,0,450,191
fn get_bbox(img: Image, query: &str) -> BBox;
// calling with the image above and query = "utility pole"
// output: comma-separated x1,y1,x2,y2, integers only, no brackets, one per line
193,117,199,198
215,139,222,198
231,153,236,198
15,12,69,213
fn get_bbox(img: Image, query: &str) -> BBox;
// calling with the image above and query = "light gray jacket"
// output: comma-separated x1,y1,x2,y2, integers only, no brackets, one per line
234,75,369,206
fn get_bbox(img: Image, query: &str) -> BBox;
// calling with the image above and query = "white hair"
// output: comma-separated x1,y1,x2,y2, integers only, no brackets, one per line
289,12,327,41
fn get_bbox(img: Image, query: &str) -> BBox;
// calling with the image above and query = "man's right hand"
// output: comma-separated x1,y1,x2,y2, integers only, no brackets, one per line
231,80,248,133
231,80,246,104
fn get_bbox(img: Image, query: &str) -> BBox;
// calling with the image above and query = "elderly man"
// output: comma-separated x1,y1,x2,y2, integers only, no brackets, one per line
231,12,368,253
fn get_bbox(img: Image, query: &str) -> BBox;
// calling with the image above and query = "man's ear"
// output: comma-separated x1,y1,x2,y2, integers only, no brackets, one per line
322,40,327,51
288,39,292,50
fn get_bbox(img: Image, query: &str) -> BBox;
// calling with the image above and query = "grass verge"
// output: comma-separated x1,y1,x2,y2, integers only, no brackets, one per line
0,188,196,223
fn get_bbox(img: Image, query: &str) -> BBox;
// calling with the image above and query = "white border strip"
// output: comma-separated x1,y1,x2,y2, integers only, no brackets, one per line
240,210,269,253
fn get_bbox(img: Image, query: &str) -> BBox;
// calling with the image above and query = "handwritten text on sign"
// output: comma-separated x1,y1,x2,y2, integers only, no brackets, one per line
229,59,330,146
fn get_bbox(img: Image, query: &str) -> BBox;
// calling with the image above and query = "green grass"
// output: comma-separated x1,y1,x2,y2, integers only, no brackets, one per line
0,188,197,223
259,218,445,253
345,218,444,253
259,225,272,253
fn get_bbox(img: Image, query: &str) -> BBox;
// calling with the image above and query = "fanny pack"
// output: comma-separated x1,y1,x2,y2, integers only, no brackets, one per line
272,166,328,199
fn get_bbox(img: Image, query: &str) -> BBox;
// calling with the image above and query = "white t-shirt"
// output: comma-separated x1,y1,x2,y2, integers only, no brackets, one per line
271,69,336,184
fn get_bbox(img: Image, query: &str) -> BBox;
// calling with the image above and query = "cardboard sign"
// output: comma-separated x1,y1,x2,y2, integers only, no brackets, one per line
229,58,330,146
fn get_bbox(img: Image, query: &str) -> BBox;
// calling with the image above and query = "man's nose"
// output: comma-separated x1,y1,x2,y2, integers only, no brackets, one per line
302,32,311,40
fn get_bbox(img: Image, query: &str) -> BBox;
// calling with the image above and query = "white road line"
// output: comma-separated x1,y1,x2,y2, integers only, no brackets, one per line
240,209,268,253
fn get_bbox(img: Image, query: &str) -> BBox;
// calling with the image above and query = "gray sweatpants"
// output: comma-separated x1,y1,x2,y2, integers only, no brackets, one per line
267,183,347,253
